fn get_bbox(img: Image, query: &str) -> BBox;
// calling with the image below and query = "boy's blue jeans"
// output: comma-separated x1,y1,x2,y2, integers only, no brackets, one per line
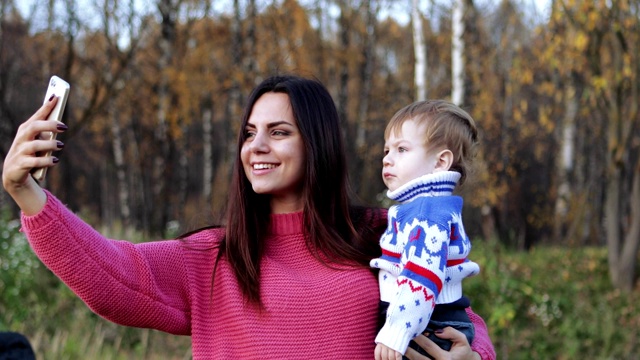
378,300,475,360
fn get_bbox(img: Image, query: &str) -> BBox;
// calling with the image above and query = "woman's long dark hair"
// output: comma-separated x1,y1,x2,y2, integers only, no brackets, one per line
220,75,380,304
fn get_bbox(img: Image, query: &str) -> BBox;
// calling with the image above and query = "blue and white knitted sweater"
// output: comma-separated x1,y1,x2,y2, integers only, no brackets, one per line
370,171,480,354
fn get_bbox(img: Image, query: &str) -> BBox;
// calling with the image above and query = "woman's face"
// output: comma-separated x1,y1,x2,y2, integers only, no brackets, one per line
241,92,306,213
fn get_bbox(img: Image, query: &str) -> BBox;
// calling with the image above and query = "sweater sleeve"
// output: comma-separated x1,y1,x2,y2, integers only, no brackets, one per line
21,191,192,335
375,215,449,353
467,307,496,360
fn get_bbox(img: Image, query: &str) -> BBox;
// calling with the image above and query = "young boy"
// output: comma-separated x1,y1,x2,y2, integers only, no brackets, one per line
371,100,481,360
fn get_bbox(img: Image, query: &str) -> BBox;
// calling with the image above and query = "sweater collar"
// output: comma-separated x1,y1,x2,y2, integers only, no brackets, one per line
387,171,461,204
268,211,304,236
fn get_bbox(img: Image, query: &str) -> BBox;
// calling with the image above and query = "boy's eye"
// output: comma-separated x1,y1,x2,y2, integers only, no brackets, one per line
383,149,389,155
398,147,407,153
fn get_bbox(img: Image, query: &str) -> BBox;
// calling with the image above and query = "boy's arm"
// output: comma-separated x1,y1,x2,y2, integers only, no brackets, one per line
376,221,448,354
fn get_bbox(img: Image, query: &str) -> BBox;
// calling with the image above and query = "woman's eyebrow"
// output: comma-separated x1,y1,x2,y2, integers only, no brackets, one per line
267,121,295,128
245,121,295,128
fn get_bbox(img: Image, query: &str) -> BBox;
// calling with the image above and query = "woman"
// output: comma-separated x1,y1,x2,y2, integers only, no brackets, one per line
3,75,495,359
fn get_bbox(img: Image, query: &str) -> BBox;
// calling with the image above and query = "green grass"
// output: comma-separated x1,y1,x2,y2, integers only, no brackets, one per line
465,240,640,359
2,211,639,358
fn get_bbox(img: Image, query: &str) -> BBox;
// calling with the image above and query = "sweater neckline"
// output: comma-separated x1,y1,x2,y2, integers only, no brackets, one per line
268,211,304,236
387,171,460,203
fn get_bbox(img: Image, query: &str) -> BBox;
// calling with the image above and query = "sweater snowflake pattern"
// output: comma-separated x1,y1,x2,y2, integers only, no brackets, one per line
371,171,480,354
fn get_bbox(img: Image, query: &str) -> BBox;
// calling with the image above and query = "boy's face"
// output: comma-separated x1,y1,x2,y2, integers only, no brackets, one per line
382,119,443,192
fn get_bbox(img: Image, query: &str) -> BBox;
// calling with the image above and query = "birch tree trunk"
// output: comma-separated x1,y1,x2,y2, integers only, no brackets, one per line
412,0,426,101
451,0,464,105
103,5,128,226
553,83,577,241
123,0,147,232
110,91,131,227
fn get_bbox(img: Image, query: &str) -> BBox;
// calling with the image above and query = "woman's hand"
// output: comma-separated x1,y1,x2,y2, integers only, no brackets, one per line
405,328,480,360
2,96,66,215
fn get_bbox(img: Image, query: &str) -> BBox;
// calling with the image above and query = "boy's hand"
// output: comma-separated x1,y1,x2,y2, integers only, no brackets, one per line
375,343,403,360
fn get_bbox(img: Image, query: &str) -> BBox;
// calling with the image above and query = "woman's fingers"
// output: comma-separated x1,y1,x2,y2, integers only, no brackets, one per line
15,97,62,146
435,327,468,344
2,95,64,215
434,327,478,360
3,97,66,188
23,95,58,126
414,328,477,360
406,328,474,360
406,334,449,360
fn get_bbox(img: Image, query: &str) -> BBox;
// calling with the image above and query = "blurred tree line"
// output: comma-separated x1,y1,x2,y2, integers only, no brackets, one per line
0,0,638,290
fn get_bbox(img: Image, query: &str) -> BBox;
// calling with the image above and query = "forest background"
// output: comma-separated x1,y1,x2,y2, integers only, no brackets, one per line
0,0,639,358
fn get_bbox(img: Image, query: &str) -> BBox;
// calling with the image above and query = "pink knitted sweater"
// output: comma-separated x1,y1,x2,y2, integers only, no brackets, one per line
21,192,495,359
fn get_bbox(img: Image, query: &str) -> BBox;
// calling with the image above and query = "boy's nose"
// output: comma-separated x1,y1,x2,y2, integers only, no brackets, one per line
382,154,392,166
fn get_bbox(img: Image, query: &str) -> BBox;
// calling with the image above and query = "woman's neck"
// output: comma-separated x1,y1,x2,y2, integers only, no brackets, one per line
270,195,304,214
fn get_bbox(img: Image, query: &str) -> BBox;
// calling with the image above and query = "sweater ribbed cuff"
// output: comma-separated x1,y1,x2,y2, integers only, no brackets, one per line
21,190,61,230
437,283,463,304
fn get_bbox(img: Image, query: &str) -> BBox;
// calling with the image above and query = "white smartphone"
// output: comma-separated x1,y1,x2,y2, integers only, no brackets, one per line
32,75,70,181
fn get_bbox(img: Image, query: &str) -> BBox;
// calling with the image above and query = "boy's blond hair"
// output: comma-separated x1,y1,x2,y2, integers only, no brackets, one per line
384,100,478,185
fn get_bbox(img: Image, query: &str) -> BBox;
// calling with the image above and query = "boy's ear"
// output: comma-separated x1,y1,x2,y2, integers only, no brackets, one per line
434,149,454,171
